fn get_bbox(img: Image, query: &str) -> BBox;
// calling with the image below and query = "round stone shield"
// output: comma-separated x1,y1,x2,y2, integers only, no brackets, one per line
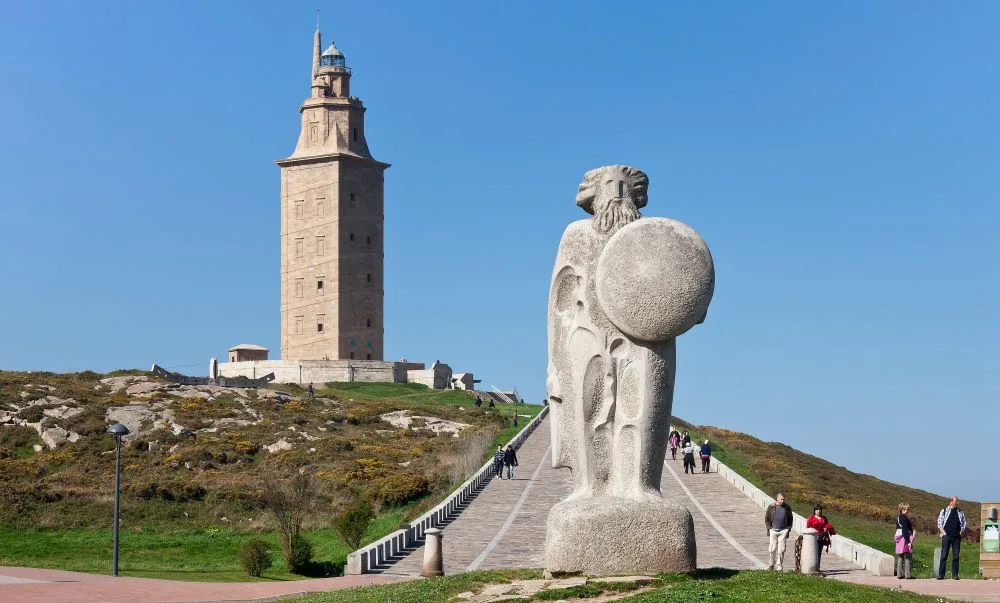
595,217,714,343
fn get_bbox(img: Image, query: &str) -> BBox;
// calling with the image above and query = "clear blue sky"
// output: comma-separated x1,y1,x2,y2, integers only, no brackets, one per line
1,2,997,502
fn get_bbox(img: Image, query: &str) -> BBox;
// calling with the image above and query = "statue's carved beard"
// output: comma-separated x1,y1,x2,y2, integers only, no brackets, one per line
593,198,640,235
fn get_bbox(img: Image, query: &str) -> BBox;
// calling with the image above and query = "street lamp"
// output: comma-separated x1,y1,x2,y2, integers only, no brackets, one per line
107,423,130,577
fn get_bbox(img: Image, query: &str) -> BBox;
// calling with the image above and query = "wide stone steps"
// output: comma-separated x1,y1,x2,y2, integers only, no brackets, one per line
384,416,868,576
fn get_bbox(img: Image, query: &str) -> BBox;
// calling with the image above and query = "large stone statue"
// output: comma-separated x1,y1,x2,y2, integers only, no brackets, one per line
545,165,714,575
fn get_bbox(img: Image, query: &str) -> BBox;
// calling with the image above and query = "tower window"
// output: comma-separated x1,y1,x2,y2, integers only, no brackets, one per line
295,278,304,298
317,314,325,333
366,273,372,282
316,236,326,256
317,279,324,294
294,238,304,258
294,200,304,219
366,235,371,245
366,353,372,360
350,193,355,201
352,128,358,141
316,199,325,218
350,352,355,359
349,233,355,242
366,318,371,328
294,316,303,335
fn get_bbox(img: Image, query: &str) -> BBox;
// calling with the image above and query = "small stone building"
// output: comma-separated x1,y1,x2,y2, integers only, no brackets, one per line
228,344,269,363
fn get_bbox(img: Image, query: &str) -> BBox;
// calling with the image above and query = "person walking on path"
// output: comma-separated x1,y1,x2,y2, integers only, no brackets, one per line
493,446,506,479
512,409,519,427
699,439,712,473
806,504,836,573
895,502,916,579
682,440,696,474
307,382,315,399
937,496,967,580
765,493,793,571
681,430,692,447
669,430,681,460
503,445,519,480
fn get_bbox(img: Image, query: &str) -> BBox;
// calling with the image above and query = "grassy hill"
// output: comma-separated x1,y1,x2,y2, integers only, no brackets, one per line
674,418,982,578
0,370,539,579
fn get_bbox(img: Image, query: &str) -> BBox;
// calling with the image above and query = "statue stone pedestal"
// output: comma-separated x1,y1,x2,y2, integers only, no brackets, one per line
545,496,696,576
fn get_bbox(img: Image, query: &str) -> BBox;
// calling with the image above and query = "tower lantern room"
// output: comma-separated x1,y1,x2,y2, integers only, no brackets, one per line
310,29,350,99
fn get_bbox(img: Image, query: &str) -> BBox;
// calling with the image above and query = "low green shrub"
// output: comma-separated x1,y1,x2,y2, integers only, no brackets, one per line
332,498,374,550
283,533,313,574
372,471,430,506
238,537,272,577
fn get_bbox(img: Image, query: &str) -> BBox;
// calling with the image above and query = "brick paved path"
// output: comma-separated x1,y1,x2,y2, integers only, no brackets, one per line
0,566,411,603
386,418,868,577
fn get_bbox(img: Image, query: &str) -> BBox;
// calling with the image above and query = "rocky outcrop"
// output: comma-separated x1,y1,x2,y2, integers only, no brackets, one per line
380,410,470,436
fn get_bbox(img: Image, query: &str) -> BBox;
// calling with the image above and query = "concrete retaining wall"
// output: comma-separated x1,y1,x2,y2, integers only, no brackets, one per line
345,406,550,574
217,359,407,384
708,450,895,576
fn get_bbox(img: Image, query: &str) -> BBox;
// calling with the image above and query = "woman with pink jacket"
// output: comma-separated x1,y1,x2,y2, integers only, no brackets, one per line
894,503,916,579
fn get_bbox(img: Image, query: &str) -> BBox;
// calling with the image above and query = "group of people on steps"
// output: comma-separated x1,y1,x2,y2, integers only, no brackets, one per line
493,445,519,480
667,429,712,474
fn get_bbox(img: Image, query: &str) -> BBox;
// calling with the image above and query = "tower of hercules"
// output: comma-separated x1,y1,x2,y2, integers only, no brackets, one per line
276,27,389,361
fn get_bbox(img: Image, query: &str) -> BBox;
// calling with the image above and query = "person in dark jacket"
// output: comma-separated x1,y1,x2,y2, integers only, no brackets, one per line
488,399,496,409
475,396,482,408
765,493,793,571
681,430,691,446
895,503,915,579
699,440,712,473
503,445,519,480
493,446,506,479
936,496,967,580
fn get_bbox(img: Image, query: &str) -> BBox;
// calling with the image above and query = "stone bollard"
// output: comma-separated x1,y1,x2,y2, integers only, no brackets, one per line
933,547,941,576
421,528,444,577
800,528,820,575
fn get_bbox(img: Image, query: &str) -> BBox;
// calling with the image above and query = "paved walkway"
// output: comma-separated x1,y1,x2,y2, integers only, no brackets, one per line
0,566,411,603
386,418,866,576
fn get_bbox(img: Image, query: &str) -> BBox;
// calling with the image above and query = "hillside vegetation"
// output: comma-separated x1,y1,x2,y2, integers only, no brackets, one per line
0,370,537,578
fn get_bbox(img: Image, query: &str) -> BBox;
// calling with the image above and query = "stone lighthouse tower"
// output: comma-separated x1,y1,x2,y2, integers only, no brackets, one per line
277,26,389,361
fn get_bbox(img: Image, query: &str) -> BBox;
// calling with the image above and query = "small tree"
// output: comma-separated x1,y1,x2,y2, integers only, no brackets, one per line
238,538,272,577
258,472,319,573
333,497,375,550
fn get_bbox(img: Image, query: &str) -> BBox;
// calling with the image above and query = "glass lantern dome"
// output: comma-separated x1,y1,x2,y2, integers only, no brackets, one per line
320,42,346,68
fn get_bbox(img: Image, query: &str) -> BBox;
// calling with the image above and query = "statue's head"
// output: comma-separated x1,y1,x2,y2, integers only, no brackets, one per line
575,165,649,235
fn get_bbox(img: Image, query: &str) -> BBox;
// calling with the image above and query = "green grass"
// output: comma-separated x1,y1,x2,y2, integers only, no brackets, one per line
287,569,939,603
0,510,405,581
295,569,543,602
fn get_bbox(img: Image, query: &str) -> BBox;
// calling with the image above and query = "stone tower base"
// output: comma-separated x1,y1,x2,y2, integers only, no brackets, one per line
545,496,696,576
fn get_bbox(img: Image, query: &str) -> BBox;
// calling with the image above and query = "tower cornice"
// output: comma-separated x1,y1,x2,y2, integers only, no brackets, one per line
275,152,390,170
